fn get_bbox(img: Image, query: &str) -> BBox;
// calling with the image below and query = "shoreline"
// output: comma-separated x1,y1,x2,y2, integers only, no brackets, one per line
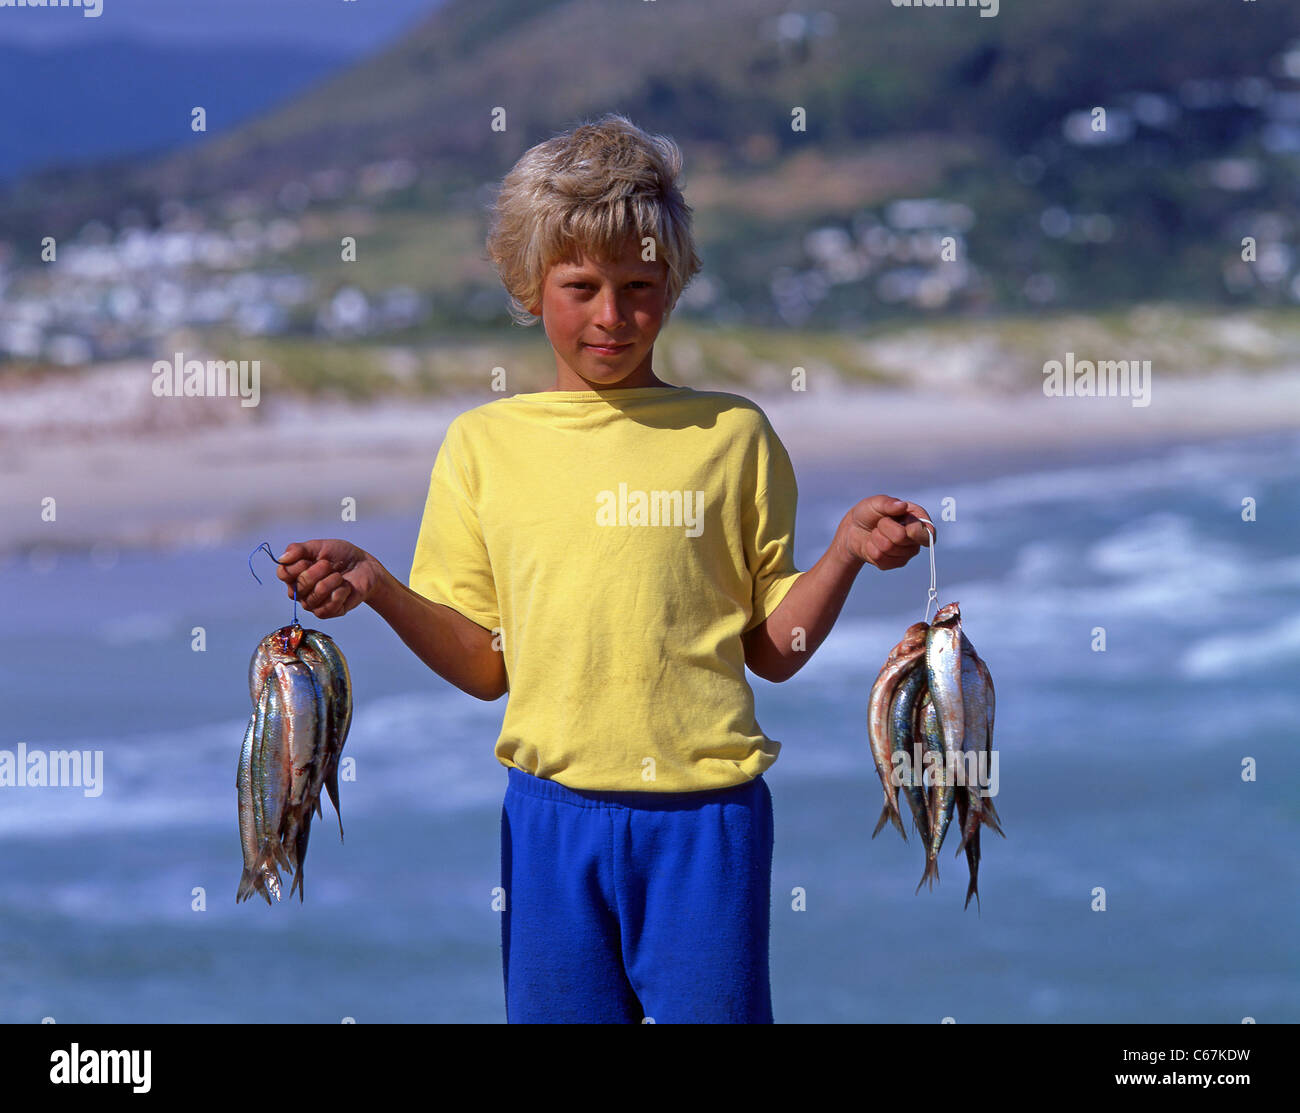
2,370,1297,562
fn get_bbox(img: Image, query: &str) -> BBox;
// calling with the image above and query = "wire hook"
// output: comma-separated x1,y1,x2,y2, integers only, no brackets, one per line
915,518,939,623
248,541,298,625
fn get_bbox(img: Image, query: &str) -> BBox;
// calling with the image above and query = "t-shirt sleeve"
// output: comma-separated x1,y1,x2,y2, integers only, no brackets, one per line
408,417,501,632
741,413,803,633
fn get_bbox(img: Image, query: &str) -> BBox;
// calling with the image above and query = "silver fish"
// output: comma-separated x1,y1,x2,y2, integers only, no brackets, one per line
272,660,325,902
247,681,282,902
925,603,964,763
235,710,266,905
241,623,352,906
955,632,988,851
917,691,956,893
968,643,1004,837
955,790,980,911
301,629,352,840
248,624,305,707
255,668,294,898
888,661,930,844
868,624,927,841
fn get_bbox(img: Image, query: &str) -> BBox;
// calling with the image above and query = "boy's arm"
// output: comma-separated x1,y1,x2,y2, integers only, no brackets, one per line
369,566,508,701
742,535,862,683
743,495,930,683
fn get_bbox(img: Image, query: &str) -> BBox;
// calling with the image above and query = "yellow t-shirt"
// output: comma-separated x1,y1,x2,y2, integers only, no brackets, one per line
407,385,803,791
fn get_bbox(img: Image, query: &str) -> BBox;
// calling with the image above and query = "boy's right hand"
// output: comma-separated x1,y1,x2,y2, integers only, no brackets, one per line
275,539,383,619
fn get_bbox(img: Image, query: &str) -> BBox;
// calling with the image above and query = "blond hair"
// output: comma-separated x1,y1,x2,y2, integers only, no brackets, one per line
485,113,702,327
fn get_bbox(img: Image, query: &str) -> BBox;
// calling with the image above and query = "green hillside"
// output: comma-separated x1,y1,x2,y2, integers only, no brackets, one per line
3,0,1299,341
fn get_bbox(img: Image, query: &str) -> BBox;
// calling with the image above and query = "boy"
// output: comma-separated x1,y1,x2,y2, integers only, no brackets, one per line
275,114,931,1023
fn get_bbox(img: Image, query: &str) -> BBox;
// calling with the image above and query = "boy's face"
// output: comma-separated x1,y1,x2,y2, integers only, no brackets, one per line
529,232,671,391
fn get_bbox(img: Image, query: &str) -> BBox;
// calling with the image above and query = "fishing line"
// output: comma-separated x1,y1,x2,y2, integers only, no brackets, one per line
248,541,299,625
915,517,938,623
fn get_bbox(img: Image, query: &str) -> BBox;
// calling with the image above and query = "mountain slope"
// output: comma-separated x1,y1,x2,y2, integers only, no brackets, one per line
116,0,1299,200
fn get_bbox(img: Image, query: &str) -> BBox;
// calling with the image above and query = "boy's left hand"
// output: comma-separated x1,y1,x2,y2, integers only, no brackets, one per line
836,495,933,571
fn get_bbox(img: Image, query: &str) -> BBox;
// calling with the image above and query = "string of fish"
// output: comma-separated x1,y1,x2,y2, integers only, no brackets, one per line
236,543,353,905
865,518,1003,910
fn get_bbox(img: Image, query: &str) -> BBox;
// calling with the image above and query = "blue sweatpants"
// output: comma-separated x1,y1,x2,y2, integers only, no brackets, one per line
500,765,774,1023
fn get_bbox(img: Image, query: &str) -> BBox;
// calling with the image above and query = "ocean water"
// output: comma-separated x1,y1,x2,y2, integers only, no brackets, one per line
2,430,1297,1023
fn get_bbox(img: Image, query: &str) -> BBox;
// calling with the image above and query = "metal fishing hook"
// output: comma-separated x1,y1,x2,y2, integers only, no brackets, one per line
248,541,299,625
915,518,939,624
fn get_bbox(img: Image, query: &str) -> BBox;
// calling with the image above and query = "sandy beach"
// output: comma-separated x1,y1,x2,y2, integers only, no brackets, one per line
2,359,1298,562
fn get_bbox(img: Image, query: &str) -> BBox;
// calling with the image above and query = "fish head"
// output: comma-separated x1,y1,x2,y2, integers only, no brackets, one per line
270,624,305,656
885,623,928,661
930,601,961,627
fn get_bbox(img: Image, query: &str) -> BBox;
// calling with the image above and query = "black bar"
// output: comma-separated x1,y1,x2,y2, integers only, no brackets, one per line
0,1021,1290,1098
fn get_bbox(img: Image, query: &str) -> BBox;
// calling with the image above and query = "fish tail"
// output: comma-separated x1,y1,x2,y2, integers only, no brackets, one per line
955,801,979,855
871,794,908,842
981,797,1006,837
252,871,273,906
888,799,908,842
271,838,294,874
915,854,939,894
279,812,296,864
236,869,258,903
326,762,344,843
289,808,313,903
961,826,977,915
258,855,283,903
963,826,981,911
